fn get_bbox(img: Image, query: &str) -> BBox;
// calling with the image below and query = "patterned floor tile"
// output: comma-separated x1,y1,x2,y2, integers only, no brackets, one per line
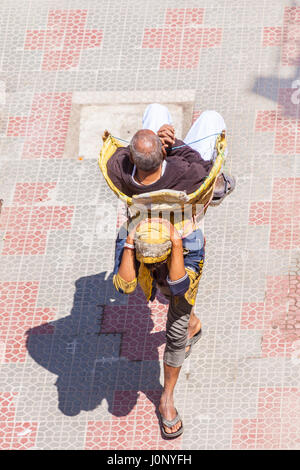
0,0,299,450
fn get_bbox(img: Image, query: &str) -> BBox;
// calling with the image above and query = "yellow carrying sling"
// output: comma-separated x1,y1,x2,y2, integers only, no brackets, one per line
98,130,227,236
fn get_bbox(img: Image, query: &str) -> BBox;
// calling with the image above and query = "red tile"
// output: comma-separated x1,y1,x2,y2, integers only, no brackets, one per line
271,178,300,202
2,231,47,255
142,28,163,48
248,202,271,225
165,8,204,27
0,394,18,421
0,206,73,231
257,388,282,419
184,8,204,26
101,305,128,333
255,110,277,132
85,392,182,450
0,281,55,362
11,422,38,450
3,335,29,363
281,419,300,449
261,328,294,358
165,8,186,27
7,93,72,159
263,27,282,47
236,388,300,448
277,388,300,418
83,30,103,48
13,183,57,205
241,269,300,360
102,299,167,360
282,7,300,66
142,8,222,69
7,117,28,137
255,86,300,154
24,30,46,50
240,302,266,329
202,28,222,48
112,390,140,418
249,177,300,249
24,9,102,70
127,286,148,306
0,307,56,337
242,274,300,356
275,128,297,154
0,422,14,449
85,420,133,450
0,282,39,311
232,418,281,449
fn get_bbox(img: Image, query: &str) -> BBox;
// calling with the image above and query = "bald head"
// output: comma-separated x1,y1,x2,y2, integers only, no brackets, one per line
130,129,163,172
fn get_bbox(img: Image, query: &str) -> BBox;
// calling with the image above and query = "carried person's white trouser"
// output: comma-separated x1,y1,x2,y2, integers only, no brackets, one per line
142,103,227,161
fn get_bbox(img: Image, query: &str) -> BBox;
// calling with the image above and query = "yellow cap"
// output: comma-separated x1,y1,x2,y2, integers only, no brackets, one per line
134,219,172,264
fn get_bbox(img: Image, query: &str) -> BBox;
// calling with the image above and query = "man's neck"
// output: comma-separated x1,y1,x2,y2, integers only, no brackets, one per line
136,164,162,186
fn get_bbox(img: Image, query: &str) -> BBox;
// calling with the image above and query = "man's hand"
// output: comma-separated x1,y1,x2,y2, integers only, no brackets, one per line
164,221,182,246
157,124,175,156
153,218,182,246
126,223,139,245
133,217,182,245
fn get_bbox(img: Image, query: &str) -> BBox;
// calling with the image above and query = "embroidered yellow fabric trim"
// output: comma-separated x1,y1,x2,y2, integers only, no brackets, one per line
113,273,137,294
113,259,204,306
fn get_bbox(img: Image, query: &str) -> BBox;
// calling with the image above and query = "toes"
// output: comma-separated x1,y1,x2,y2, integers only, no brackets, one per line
164,422,181,434
173,422,181,433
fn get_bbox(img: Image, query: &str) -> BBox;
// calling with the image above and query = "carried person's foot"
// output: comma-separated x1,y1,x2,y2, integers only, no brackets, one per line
210,173,236,206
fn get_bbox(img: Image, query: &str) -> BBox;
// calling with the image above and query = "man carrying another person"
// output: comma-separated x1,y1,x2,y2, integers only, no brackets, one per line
107,104,235,438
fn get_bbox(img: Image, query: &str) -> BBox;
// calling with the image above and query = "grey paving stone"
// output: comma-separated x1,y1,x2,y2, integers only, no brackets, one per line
181,416,233,450
0,0,298,450
182,385,258,419
36,418,87,450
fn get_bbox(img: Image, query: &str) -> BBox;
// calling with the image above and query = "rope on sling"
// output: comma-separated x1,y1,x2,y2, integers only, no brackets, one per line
109,132,221,149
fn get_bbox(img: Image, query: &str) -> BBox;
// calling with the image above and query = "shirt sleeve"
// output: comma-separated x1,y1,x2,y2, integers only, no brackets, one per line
106,146,132,196
166,272,190,296
113,226,127,275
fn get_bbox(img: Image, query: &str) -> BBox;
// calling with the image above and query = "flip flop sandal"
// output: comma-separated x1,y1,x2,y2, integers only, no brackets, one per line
185,328,202,359
210,173,236,206
159,409,184,439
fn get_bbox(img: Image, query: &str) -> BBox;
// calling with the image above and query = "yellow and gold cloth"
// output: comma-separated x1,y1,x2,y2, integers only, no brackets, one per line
113,226,205,306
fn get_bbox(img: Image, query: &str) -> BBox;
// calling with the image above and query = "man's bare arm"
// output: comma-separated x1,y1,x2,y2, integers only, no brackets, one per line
117,230,137,282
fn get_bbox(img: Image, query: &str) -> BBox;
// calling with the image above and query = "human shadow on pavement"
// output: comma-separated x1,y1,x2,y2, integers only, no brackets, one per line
26,272,165,417
252,0,300,118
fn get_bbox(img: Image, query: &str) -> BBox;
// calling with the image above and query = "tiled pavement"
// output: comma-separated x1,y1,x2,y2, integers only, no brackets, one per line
0,0,300,450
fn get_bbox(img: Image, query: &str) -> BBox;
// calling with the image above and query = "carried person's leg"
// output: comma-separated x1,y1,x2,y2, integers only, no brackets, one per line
142,103,173,133
184,110,235,204
183,110,227,161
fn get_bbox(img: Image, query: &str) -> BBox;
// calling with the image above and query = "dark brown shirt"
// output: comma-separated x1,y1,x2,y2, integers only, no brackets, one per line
106,139,213,197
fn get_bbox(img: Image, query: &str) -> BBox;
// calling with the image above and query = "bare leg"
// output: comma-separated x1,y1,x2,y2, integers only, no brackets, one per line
159,296,199,434
159,364,182,434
